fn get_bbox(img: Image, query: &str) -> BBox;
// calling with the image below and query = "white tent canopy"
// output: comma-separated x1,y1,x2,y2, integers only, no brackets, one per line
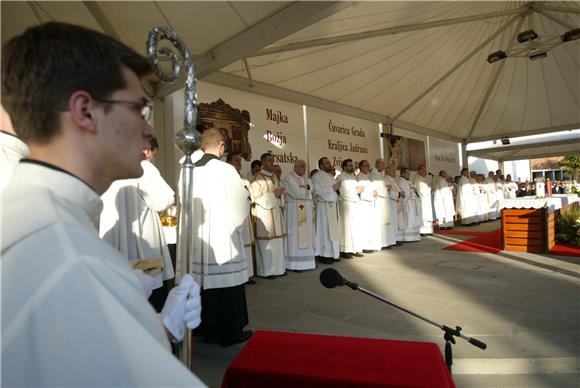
2,1,579,154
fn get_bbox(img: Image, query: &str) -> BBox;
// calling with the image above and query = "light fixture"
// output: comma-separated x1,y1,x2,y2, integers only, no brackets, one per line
501,138,510,145
528,50,547,61
561,28,580,42
487,50,507,63
517,29,538,43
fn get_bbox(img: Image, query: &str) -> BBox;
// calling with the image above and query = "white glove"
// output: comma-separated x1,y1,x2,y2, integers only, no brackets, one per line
134,270,155,298
184,281,201,330
160,274,199,342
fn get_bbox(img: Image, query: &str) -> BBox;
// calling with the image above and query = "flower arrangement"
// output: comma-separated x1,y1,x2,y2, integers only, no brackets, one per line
556,205,580,246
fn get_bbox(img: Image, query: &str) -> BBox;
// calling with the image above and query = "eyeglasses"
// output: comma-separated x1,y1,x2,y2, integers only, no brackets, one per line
93,97,153,122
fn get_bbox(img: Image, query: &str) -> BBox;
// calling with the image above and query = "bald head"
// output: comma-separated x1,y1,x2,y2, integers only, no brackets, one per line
294,159,306,176
375,158,386,172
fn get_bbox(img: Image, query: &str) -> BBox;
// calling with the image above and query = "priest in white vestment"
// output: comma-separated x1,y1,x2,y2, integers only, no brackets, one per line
385,166,403,245
475,174,490,222
433,170,455,229
312,157,341,262
370,159,395,248
484,172,499,220
1,26,204,385
190,128,252,346
413,164,434,235
337,159,365,258
505,174,518,199
456,168,479,225
283,160,316,271
100,137,175,311
249,152,286,278
228,151,256,284
357,159,382,252
396,167,422,242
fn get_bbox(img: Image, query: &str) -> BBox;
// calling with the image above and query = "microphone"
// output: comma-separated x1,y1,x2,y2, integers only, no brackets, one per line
428,172,434,176
319,267,487,371
319,268,358,290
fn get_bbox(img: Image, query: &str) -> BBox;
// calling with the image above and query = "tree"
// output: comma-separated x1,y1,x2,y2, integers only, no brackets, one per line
559,155,580,181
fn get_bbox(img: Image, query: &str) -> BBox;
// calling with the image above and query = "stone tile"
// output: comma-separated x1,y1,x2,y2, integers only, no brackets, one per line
442,301,521,324
514,313,580,333
343,311,423,336
294,299,360,321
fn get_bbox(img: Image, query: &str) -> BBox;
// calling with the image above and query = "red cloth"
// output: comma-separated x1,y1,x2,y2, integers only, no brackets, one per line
438,229,502,254
550,243,580,257
222,330,455,388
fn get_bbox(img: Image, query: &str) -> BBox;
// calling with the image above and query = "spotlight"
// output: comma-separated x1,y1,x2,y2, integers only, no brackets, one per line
517,29,538,43
487,50,507,64
561,28,580,42
501,138,510,145
528,50,547,61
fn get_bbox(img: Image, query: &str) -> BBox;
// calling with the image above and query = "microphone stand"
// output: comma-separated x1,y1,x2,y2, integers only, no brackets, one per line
341,279,486,372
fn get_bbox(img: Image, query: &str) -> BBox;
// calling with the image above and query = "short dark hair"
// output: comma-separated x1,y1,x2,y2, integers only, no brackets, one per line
260,152,272,162
1,22,151,143
250,160,262,170
461,167,469,174
318,157,328,169
226,152,241,163
341,159,352,169
148,136,159,152
400,167,409,174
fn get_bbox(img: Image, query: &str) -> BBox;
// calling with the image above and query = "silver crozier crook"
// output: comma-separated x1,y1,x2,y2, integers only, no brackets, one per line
146,26,202,370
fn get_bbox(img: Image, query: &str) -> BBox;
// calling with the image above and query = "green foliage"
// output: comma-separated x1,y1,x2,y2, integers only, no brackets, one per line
556,205,580,246
559,155,580,181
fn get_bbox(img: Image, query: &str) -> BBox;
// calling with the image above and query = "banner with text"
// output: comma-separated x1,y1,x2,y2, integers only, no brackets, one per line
306,107,380,172
196,81,306,177
428,137,460,176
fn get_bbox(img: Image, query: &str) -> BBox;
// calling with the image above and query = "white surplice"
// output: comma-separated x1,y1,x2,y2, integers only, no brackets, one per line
433,176,456,228
249,170,286,277
385,174,402,243
311,171,341,259
370,168,395,247
476,181,490,222
413,174,434,234
484,178,499,220
100,160,175,290
337,172,364,253
240,176,255,278
456,176,479,224
396,177,422,241
190,157,249,289
357,172,382,251
2,162,206,387
283,171,315,270
505,181,518,199
0,131,28,190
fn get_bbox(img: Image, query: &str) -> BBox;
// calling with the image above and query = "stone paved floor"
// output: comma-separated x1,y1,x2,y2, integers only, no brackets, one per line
192,220,580,387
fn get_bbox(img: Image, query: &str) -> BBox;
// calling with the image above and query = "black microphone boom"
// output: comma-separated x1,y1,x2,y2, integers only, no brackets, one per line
319,268,487,372
320,268,358,290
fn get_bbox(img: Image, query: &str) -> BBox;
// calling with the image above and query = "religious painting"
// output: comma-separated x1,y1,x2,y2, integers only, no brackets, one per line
198,98,253,161
530,157,564,170
385,134,426,171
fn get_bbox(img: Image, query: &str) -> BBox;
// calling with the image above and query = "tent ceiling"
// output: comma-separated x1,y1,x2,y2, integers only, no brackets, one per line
1,1,579,154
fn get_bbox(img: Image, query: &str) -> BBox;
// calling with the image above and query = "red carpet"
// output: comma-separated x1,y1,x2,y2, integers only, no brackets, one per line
437,228,502,254
436,228,580,256
549,243,580,257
